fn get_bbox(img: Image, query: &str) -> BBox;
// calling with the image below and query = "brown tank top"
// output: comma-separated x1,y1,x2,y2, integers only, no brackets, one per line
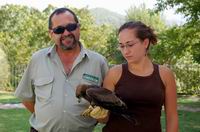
103,63,165,132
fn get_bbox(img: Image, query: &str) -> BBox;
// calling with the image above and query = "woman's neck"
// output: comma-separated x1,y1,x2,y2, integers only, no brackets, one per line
128,57,153,76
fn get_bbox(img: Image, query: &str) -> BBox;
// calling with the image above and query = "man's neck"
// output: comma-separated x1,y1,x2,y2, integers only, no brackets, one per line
56,45,81,74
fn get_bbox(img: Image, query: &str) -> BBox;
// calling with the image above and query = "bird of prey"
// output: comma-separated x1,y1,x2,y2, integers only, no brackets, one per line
76,84,138,124
76,84,127,111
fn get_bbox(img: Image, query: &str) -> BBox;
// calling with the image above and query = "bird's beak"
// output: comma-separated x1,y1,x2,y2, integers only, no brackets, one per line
77,98,81,103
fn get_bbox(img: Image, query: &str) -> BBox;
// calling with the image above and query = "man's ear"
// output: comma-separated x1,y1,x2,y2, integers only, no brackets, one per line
49,30,53,38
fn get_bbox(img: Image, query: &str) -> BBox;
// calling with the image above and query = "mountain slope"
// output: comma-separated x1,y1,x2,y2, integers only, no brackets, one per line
90,8,125,27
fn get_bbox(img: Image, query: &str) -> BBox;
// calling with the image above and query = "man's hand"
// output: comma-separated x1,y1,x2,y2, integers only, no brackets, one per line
22,101,35,113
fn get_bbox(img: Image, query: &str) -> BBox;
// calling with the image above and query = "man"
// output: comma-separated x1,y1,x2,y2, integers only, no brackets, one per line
15,7,108,132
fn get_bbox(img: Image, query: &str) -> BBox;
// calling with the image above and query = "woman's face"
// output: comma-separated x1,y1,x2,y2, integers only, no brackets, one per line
118,28,148,63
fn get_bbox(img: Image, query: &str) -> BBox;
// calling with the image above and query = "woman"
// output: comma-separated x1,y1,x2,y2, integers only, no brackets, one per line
102,21,178,132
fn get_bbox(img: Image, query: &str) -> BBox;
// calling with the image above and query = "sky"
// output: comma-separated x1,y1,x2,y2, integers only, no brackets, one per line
0,0,185,25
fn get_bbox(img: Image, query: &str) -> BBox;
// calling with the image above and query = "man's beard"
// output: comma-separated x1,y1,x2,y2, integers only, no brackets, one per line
60,34,78,51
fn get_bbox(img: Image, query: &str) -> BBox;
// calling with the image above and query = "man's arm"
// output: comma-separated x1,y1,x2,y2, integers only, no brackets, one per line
22,101,35,113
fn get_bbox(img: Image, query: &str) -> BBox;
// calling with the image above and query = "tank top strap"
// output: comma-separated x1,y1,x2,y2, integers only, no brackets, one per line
116,63,129,84
121,63,129,75
152,63,159,75
152,63,164,86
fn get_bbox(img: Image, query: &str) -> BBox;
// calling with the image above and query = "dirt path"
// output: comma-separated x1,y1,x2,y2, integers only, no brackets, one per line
178,105,200,112
0,103,200,112
0,103,24,109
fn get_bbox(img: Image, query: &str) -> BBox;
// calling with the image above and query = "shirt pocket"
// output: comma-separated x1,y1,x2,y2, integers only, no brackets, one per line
34,77,54,102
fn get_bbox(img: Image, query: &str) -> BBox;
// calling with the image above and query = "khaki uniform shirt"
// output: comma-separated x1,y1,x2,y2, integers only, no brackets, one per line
15,45,109,132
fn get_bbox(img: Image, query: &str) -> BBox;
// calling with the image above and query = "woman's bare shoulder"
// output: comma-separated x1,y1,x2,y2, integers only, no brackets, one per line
159,65,173,75
103,64,123,91
159,65,175,86
109,64,122,74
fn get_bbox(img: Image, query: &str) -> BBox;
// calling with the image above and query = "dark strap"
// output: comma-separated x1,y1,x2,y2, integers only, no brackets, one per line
30,127,38,132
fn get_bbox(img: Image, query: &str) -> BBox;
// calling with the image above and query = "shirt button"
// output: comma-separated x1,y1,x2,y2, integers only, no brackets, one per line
64,93,67,96
63,110,66,113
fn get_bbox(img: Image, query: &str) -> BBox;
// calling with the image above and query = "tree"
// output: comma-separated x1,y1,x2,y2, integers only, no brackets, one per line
0,4,50,66
126,4,166,32
155,0,200,94
156,0,200,22
155,0,200,63
0,4,51,88
0,47,10,90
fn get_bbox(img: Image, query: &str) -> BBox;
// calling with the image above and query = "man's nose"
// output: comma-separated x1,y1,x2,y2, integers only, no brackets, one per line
63,29,71,35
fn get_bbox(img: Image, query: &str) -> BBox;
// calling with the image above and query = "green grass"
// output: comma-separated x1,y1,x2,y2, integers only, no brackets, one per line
178,96,200,108
178,111,200,132
0,92,200,132
0,109,30,132
0,109,199,132
161,110,200,132
0,92,20,104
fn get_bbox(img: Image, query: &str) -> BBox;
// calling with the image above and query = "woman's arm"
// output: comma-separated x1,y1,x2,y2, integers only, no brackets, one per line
103,65,122,91
97,65,122,123
160,65,179,132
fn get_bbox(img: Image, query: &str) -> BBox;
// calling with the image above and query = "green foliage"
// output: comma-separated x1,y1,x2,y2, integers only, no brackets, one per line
156,0,200,22
105,29,125,64
151,0,200,94
0,4,51,66
0,4,52,89
186,21,200,63
75,7,117,61
0,48,10,91
172,54,200,95
150,26,187,64
126,4,166,32
155,0,200,63
150,25,200,94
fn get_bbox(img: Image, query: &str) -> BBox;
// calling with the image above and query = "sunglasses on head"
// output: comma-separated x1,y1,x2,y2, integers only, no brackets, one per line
52,23,79,34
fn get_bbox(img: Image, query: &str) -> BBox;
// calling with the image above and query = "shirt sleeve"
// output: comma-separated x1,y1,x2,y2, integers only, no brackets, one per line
101,56,109,80
14,58,35,101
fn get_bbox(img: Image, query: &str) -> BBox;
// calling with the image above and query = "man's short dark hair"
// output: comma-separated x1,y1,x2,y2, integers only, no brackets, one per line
48,7,79,29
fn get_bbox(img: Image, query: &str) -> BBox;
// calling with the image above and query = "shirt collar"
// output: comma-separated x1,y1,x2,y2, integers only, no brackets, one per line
46,44,56,57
